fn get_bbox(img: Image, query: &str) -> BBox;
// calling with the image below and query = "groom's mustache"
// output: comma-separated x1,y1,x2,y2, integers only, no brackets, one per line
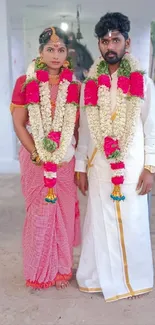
105,51,117,57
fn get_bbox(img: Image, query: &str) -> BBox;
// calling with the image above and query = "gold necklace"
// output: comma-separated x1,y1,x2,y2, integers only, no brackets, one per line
49,74,60,85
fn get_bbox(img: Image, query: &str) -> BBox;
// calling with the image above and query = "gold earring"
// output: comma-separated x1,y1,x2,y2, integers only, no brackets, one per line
63,60,69,68
40,56,44,63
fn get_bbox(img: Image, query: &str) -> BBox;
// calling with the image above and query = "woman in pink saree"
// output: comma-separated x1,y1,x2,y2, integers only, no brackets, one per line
11,27,80,290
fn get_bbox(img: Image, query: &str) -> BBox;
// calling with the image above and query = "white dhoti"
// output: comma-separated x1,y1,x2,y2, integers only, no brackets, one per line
77,160,153,302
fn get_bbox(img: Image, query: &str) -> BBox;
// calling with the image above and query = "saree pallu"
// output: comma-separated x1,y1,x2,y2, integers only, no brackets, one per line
19,146,80,288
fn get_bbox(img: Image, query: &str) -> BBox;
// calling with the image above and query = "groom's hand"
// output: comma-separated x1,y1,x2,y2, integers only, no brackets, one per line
75,172,88,196
136,169,154,195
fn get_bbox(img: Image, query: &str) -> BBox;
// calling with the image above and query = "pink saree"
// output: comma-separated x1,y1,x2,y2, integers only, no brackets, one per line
11,75,81,288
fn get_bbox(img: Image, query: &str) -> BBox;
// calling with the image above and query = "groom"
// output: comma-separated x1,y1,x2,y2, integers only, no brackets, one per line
75,12,155,302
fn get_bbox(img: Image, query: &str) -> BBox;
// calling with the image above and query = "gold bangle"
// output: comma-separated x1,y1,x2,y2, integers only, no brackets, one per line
31,148,37,155
31,148,38,160
30,149,41,165
31,155,41,165
31,148,37,154
35,156,41,164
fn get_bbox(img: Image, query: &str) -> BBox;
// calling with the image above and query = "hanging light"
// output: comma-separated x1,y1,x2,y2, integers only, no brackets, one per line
60,22,69,32
76,5,83,42
60,16,69,32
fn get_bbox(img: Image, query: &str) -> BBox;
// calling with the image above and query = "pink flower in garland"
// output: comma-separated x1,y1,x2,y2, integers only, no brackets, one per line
112,176,124,186
60,68,73,82
84,80,98,106
98,74,111,88
104,136,120,158
110,161,125,170
36,70,49,82
44,162,57,172
67,83,79,104
44,177,56,188
44,162,57,189
48,131,61,146
43,131,61,153
130,72,144,98
117,76,130,94
26,80,40,104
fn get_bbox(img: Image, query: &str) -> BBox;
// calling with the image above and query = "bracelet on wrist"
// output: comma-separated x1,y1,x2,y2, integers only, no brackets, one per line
30,149,41,165
31,155,41,165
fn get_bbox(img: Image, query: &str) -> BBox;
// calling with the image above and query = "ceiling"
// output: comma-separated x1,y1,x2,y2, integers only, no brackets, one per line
8,0,155,24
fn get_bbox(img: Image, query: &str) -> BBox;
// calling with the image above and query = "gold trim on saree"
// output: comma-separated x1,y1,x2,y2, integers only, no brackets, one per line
10,102,25,113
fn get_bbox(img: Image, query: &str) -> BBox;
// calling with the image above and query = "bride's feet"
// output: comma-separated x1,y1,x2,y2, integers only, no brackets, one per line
56,280,70,290
29,287,41,293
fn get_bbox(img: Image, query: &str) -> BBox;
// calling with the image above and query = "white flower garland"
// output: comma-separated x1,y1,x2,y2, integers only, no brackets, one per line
39,81,52,135
26,62,77,164
86,53,143,159
86,105,103,152
98,85,112,137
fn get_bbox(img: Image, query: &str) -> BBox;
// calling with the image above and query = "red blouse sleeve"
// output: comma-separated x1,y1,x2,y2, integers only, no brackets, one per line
10,75,26,113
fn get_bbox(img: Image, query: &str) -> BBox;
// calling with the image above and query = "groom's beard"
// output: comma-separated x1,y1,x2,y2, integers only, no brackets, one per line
102,49,125,65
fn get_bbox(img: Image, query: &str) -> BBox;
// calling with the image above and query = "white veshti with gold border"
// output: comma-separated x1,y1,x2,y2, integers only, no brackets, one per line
75,60,155,302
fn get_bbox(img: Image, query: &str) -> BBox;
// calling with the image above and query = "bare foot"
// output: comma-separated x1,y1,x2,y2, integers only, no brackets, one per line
128,293,149,300
56,280,69,290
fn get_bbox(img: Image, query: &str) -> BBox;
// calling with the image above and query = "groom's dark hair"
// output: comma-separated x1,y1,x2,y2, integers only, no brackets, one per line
95,12,130,40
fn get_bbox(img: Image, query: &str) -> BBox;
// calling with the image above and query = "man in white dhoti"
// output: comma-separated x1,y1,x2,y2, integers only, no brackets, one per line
75,12,155,302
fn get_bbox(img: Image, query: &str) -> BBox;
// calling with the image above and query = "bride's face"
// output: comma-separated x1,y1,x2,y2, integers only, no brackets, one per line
41,39,68,71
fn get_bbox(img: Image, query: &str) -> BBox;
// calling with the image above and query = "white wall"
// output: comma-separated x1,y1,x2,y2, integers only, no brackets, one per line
10,17,26,159
0,0,19,173
130,19,151,72
11,17,25,86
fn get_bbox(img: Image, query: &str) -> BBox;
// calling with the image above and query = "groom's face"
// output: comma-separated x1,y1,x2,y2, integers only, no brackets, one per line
98,30,130,64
